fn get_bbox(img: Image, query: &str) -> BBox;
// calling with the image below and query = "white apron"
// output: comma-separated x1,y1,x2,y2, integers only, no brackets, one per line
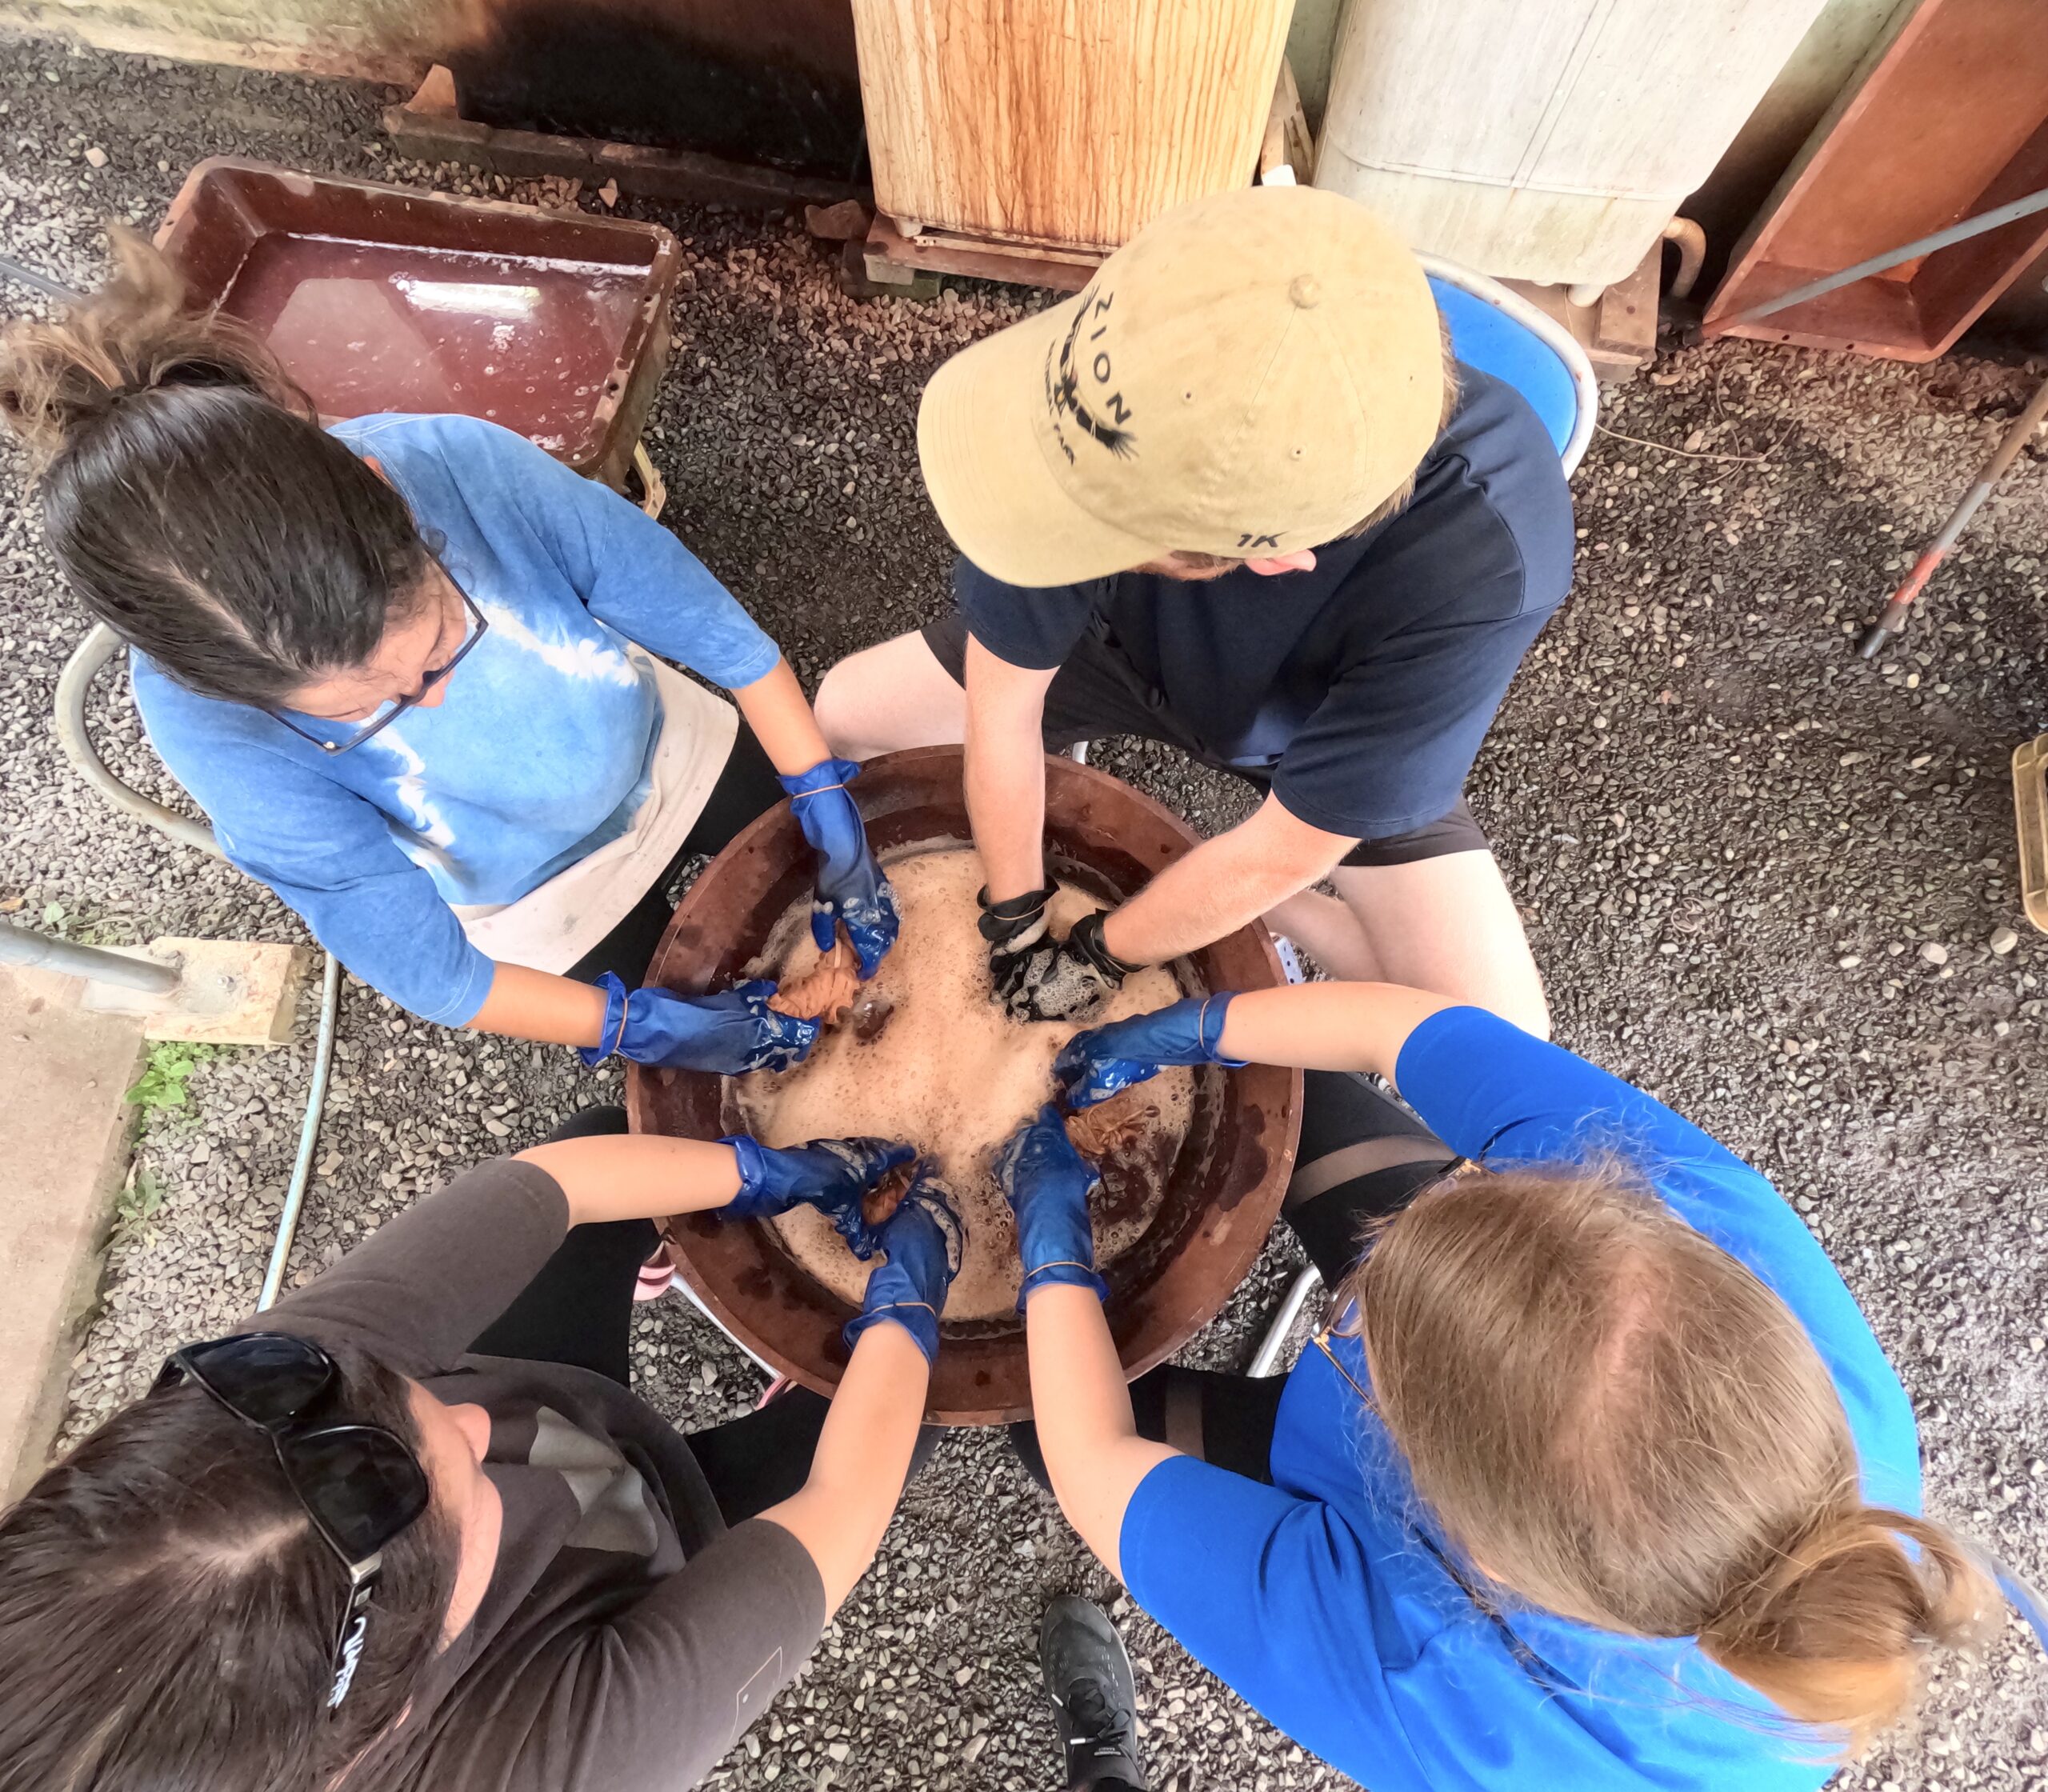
450,653,738,973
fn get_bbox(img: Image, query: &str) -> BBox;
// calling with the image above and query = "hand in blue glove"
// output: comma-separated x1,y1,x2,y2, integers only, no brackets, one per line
579,973,818,1074
719,1134,915,1258
781,758,899,978
1053,994,1246,1110
843,1162,966,1364
994,1105,1106,1306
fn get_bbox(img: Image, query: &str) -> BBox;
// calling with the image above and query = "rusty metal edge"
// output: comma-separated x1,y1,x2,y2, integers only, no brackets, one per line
627,746,1304,1425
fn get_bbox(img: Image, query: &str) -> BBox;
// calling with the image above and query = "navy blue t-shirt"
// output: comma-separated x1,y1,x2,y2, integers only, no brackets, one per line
954,366,1574,841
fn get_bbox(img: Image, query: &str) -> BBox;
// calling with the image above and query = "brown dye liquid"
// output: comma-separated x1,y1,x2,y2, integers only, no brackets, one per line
726,847,1194,1322
219,237,644,454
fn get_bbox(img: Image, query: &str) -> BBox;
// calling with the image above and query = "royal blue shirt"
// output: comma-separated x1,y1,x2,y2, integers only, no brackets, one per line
953,367,1573,839
134,414,781,1026
1119,1007,1921,1792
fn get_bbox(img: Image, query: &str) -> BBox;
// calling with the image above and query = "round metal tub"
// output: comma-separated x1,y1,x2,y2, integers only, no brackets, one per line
627,746,1302,1424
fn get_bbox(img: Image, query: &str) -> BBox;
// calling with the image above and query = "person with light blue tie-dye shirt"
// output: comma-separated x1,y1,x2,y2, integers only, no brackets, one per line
1,231,896,1076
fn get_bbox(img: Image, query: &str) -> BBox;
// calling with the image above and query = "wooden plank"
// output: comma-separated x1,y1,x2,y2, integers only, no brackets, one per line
384,83,862,213
850,0,1294,252
864,214,1098,294
1704,0,2048,362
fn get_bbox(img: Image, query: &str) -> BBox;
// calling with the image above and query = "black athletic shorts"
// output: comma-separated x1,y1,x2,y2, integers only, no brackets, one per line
922,611,1490,870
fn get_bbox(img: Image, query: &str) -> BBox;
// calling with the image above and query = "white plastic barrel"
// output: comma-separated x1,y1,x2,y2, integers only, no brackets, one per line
1314,0,1833,287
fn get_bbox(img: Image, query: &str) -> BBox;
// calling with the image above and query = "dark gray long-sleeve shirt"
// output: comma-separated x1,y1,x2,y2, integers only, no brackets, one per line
264,1158,825,1791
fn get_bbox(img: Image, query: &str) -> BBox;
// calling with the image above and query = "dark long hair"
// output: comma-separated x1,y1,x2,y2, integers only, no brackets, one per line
0,228,434,706
0,1338,457,1792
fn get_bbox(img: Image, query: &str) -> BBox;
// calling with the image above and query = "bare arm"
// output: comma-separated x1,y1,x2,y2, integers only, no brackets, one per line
465,962,610,1049
730,656,836,777
963,635,1058,902
1024,1283,1175,1578
514,1132,742,1226
760,1322,930,1612
1100,793,1356,966
1214,980,1455,1087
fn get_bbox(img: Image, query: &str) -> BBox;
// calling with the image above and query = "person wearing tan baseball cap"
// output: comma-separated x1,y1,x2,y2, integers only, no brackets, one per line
816,185,1573,1034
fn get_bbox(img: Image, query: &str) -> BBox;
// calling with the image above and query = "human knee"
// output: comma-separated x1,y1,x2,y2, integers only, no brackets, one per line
815,635,966,759
1506,982,1552,1042
812,653,879,758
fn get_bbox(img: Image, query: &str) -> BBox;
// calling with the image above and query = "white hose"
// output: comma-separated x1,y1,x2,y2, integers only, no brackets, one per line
258,953,342,1311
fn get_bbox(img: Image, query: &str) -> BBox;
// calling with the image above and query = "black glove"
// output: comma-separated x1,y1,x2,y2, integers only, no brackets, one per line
999,909,1138,1025
978,884,1055,1003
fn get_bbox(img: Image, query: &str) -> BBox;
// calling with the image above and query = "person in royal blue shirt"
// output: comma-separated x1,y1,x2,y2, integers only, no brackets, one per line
994,982,2004,1792
0,231,895,1078
815,187,1572,1037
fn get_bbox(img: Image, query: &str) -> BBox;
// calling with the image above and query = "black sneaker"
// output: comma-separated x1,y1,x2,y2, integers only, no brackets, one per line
1039,1595,1148,1791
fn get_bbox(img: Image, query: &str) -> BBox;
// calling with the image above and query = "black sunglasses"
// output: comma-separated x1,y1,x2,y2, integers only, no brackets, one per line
268,580,490,756
155,1332,431,1715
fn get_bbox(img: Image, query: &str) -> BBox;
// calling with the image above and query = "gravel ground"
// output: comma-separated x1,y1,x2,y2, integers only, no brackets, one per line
2,33,2045,1792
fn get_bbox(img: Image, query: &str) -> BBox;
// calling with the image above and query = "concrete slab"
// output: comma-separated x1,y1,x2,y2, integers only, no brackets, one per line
0,966,146,1500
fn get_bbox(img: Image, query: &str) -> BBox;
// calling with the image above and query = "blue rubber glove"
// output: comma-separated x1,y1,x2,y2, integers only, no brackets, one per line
994,1105,1107,1306
843,1163,966,1364
780,758,900,978
719,1134,915,1259
1053,994,1246,1110
578,973,819,1074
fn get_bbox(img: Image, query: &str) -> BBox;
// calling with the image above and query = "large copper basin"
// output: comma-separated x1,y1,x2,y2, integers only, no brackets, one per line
627,746,1302,1423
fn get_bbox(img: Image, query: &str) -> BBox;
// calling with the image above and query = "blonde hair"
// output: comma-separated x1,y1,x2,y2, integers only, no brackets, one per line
1341,1159,1993,1750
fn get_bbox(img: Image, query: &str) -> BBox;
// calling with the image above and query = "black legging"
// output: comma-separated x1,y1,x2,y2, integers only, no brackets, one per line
1009,1071,1458,1487
468,1106,937,1528
563,714,787,989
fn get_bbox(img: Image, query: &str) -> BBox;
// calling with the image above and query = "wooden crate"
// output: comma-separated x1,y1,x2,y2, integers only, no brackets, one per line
850,0,1294,254
1702,0,2048,363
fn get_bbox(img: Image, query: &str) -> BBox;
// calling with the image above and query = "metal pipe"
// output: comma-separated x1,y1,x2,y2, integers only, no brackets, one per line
258,952,341,1311
0,917,182,994
1859,370,2048,658
1729,183,2048,325
1661,217,1706,302
0,250,82,304
56,624,223,858
1249,1263,1322,1376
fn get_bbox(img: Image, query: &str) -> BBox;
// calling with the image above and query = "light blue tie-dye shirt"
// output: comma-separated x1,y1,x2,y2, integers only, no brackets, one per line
134,413,781,1026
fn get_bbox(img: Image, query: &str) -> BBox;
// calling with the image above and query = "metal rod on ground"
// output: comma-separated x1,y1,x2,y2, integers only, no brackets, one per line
1727,184,2048,326
0,250,83,304
258,952,342,1312
1249,1263,1322,1376
0,917,182,994
1859,370,2048,659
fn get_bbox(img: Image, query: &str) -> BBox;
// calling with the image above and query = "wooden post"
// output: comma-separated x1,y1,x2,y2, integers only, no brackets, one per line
850,0,1296,254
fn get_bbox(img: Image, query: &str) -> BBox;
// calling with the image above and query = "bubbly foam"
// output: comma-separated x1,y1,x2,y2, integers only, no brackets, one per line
726,846,1194,1321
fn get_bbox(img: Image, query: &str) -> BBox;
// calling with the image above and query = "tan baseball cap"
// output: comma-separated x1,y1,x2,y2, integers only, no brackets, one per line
918,185,1444,588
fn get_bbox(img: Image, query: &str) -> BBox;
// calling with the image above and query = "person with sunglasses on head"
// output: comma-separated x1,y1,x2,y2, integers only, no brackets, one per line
0,1106,965,1792
0,232,898,1078
991,981,2008,1792
814,186,1570,1039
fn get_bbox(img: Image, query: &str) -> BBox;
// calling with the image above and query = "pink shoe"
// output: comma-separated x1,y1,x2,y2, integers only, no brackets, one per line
634,1248,677,1302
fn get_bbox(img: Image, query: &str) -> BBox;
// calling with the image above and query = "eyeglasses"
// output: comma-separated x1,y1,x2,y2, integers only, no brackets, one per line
1311,1309,1377,1410
154,1332,431,1716
269,580,490,756
1308,1154,1488,1409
